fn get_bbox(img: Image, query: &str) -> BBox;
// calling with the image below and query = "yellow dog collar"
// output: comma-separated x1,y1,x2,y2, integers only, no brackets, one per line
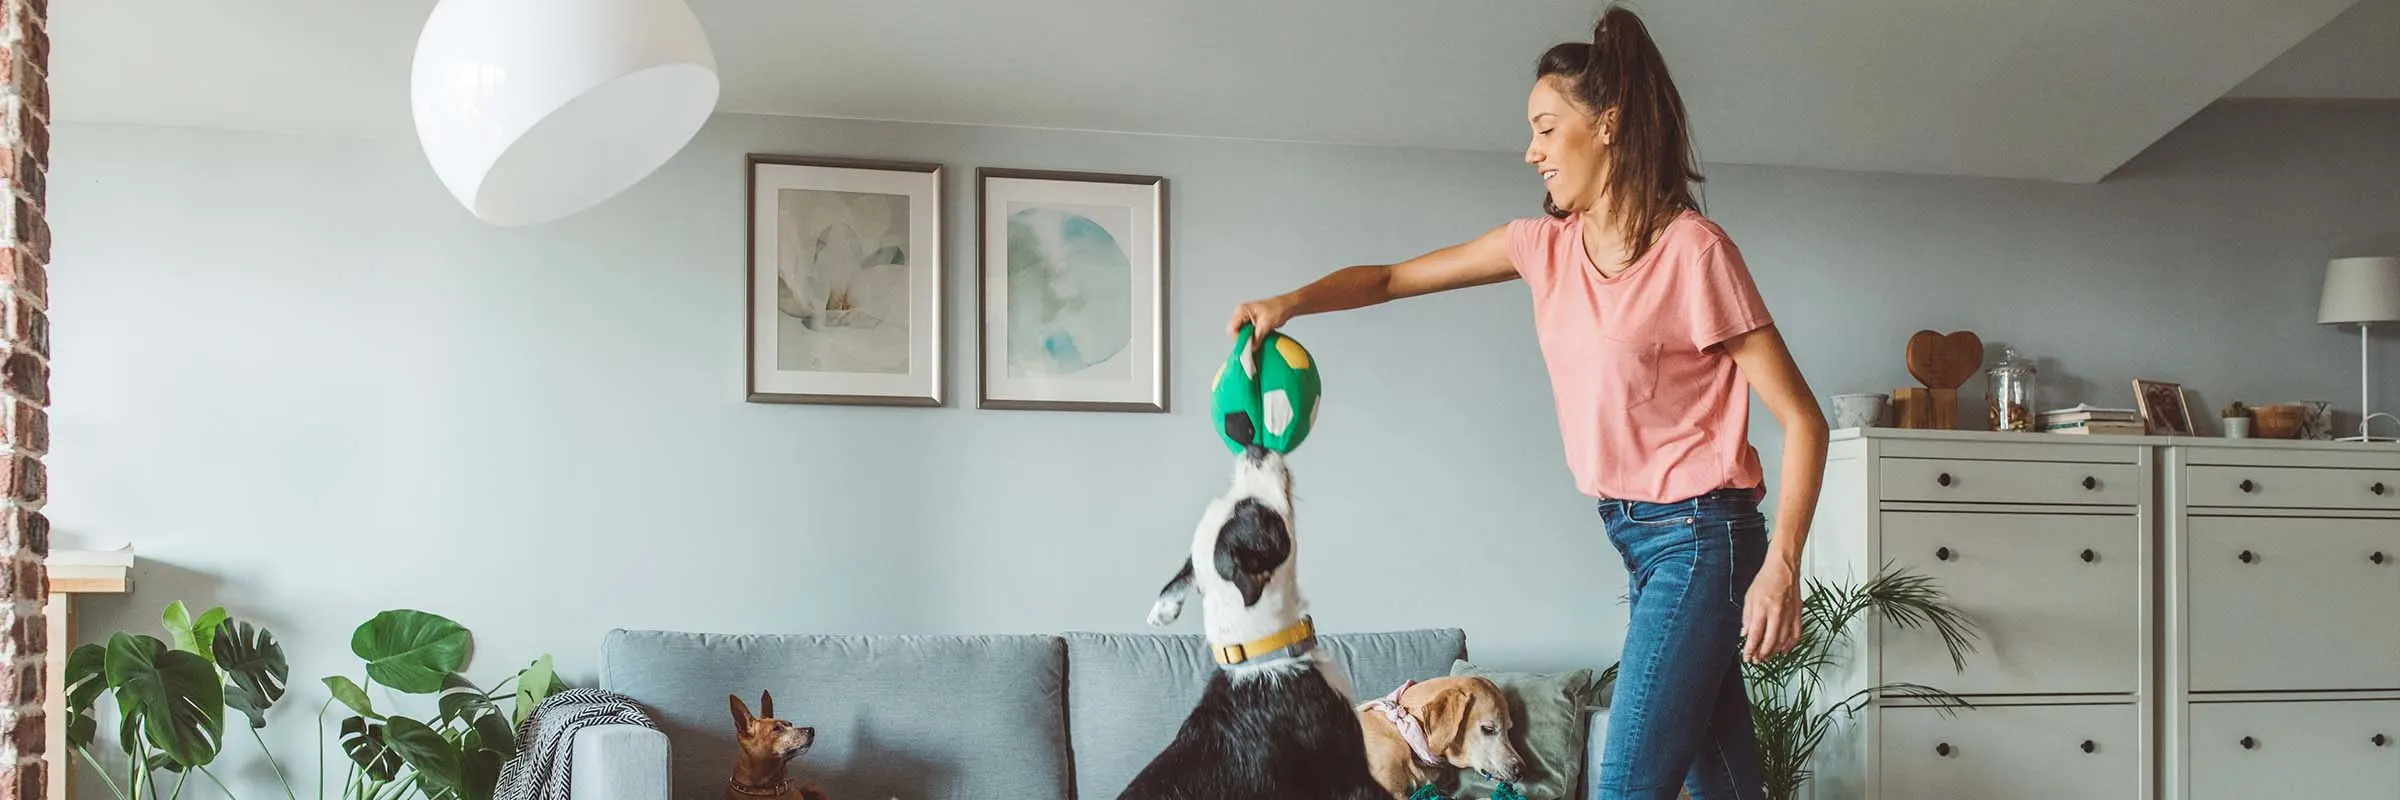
1213,616,1318,667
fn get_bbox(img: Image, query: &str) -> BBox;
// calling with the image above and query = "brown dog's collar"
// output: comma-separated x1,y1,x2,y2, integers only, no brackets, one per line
728,778,790,797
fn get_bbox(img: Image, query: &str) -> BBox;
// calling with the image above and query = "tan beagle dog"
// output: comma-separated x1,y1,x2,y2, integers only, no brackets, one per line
1356,676,1527,799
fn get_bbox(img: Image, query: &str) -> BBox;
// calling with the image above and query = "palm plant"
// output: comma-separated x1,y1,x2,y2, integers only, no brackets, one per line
1597,563,1981,800
1743,563,1980,800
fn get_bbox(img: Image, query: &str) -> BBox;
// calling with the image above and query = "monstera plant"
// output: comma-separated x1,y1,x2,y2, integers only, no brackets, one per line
65,605,561,800
64,602,283,800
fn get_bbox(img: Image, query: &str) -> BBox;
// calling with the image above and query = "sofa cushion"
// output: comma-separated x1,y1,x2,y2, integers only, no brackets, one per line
600,629,1069,800
1063,628,1468,800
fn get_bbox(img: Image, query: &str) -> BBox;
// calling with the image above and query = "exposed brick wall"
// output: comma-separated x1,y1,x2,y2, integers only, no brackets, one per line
0,0,44,795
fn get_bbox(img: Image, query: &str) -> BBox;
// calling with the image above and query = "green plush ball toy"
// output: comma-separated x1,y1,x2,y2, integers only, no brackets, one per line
1211,325,1323,455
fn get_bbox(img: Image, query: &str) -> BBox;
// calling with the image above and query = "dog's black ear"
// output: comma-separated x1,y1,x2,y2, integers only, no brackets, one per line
730,693,753,733
760,690,774,720
1213,498,1291,607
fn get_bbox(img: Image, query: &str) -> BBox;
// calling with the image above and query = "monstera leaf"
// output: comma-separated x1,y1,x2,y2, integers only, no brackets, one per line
340,716,402,782
162,602,229,663
351,610,470,693
458,747,506,800
63,643,106,749
324,675,383,721
105,632,226,767
213,619,288,729
470,710,515,759
512,654,556,728
383,716,463,793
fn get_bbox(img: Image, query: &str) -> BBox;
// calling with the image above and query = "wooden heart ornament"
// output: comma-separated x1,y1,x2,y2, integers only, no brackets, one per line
1892,330,1983,430
1905,330,1984,389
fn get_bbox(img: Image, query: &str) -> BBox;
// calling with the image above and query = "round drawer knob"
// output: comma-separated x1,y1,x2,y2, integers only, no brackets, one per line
2240,736,2257,750
2239,550,2256,564
2240,479,2257,493
2374,482,2389,496
2375,552,2389,566
1936,547,1955,562
1935,742,1953,757
2083,476,2098,490
1937,472,1955,487
2081,549,2097,563
2374,734,2388,748
2080,740,2096,754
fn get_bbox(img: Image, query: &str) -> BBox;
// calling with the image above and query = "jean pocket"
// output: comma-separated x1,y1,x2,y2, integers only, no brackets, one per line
1724,519,1770,605
1620,501,1699,527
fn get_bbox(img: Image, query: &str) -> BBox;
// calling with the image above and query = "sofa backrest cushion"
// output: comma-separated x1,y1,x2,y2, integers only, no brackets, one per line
600,629,1070,800
1062,628,1468,799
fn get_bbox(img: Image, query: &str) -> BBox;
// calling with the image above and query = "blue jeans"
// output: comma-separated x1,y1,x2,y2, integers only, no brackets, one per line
1595,488,1770,800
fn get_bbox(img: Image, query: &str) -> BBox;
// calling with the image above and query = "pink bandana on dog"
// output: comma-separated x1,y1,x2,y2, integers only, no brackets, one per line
1359,680,1446,767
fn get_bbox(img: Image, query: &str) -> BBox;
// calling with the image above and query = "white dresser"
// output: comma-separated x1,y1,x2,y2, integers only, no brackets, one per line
1802,428,2400,799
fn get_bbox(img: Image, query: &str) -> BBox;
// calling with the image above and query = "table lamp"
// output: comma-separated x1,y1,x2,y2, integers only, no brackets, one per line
2317,256,2400,442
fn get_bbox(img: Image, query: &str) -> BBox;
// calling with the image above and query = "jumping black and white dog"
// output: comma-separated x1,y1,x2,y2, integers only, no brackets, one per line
1115,444,1388,800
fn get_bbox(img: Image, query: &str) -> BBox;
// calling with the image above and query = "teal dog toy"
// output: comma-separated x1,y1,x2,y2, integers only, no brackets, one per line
1211,325,1323,455
1408,783,1527,800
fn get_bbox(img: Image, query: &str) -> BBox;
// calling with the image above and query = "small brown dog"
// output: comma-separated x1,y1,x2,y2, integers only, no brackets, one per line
727,691,829,800
1355,676,1526,799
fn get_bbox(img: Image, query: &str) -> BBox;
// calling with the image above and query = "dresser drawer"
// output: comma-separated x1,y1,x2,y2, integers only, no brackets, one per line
2186,517,2400,692
1882,458,2139,506
2184,464,2400,510
1879,703,2138,799
1881,512,2140,695
2186,700,2400,799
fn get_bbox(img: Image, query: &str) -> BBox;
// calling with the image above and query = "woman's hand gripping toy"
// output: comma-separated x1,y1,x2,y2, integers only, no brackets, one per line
1211,324,1322,455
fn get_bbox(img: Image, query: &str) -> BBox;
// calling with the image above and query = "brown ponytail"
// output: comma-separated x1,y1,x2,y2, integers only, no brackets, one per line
1535,4,1703,265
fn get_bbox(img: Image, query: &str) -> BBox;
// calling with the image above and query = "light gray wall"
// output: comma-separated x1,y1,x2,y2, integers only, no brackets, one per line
46,100,2400,793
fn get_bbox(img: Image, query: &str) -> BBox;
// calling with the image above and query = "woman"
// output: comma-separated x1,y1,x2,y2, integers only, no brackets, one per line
1225,7,1827,799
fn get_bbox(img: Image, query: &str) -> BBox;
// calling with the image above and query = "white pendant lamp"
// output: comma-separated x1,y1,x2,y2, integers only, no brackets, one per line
410,0,719,227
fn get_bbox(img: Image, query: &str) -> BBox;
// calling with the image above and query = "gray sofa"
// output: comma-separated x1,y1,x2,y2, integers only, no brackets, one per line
566,627,1611,800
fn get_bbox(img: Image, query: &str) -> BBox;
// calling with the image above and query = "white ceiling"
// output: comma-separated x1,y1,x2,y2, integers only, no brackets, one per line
2226,0,2400,100
49,0,2376,184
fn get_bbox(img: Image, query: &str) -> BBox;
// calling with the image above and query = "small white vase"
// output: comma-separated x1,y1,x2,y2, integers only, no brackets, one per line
2223,417,2251,439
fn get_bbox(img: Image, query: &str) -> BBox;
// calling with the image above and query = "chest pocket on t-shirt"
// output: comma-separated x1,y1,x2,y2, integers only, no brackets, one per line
1595,335,1661,410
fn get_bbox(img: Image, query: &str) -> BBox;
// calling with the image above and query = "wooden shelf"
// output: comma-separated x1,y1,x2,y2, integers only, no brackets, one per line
44,547,134,800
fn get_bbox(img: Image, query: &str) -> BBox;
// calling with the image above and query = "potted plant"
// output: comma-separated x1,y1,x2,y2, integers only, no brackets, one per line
1598,564,1981,800
64,603,564,800
2221,401,2252,438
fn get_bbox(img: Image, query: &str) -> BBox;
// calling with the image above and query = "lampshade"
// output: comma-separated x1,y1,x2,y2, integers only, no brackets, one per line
2318,256,2400,325
410,0,719,227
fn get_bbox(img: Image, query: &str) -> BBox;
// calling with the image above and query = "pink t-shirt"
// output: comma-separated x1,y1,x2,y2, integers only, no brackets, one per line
1506,210,1772,502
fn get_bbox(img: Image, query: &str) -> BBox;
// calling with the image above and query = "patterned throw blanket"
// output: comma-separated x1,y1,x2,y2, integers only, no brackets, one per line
496,688,659,800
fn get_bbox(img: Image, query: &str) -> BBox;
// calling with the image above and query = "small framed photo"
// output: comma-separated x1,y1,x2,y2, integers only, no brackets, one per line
747,155,944,406
976,168,1168,412
2133,379,2194,436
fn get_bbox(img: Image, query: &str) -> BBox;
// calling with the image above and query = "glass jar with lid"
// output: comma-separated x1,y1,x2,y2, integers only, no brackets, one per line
1987,347,2038,432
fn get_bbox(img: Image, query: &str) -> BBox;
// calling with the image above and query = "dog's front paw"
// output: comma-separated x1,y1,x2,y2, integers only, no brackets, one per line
1147,596,1185,627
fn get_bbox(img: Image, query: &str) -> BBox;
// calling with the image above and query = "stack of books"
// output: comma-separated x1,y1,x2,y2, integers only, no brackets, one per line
2041,404,2144,435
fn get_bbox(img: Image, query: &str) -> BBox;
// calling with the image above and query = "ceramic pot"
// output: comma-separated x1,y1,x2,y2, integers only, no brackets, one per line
1831,393,1890,429
2223,417,2251,439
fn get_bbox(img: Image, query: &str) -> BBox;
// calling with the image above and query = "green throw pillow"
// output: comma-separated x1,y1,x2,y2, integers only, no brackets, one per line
1448,660,1599,800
